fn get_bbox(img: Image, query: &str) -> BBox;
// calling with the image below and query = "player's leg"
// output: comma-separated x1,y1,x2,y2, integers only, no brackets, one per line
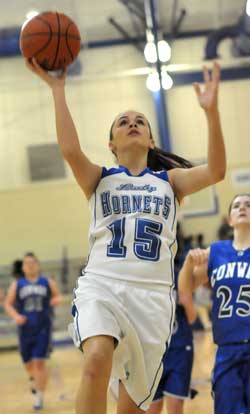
76,335,115,414
146,397,164,413
117,381,145,414
24,360,37,393
32,358,48,391
30,329,52,409
19,335,37,394
163,346,194,414
166,396,184,414
146,366,166,414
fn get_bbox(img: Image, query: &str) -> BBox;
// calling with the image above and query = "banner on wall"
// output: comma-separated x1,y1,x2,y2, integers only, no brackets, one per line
231,169,250,187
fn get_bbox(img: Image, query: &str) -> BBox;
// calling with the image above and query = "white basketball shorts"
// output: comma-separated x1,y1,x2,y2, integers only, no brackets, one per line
69,272,175,410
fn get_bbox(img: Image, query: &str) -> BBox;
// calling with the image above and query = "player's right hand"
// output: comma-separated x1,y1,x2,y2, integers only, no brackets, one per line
186,248,209,267
25,58,67,89
15,314,27,326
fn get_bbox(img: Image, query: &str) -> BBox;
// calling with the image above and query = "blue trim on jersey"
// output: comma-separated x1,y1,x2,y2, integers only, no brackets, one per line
167,287,175,345
101,166,125,178
101,166,169,182
171,196,177,232
138,360,163,408
147,170,169,183
119,165,150,177
74,304,82,346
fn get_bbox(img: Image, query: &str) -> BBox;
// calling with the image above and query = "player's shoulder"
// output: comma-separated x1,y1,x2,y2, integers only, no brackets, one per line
38,275,50,285
210,239,232,251
16,276,27,287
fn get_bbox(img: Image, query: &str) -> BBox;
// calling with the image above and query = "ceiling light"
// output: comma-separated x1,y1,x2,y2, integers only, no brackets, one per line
157,40,171,63
144,42,157,63
146,72,161,92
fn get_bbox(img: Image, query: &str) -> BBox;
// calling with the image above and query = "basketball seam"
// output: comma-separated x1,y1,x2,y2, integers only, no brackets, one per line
51,12,61,71
65,23,74,62
22,33,80,40
32,16,53,61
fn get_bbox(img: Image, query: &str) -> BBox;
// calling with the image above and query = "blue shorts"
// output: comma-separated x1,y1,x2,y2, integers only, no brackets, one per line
153,344,194,400
19,327,52,363
213,343,250,414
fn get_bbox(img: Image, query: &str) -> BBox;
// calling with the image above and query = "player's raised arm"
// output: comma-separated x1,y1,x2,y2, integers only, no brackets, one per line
168,62,226,202
178,248,210,298
25,58,102,199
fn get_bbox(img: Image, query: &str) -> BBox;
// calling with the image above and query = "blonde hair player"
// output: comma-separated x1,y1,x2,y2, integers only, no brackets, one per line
25,57,225,414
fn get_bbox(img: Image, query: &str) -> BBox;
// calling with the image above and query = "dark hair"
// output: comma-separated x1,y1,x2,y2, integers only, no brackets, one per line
24,252,38,261
109,117,193,171
12,260,24,279
228,193,250,215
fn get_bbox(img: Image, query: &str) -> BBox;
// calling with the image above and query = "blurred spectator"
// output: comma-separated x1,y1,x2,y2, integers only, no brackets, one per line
217,216,233,240
195,233,206,249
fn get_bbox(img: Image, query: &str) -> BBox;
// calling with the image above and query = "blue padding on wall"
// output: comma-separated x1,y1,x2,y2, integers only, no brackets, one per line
172,66,250,86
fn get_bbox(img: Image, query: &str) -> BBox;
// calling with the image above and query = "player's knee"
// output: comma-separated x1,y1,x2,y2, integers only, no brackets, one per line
82,349,111,381
33,360,45,371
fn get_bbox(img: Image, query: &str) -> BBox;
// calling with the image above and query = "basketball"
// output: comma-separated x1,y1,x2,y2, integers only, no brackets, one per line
19,11,81,71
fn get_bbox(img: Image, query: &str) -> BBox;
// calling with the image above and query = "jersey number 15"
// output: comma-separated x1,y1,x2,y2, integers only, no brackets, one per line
107,217,163,261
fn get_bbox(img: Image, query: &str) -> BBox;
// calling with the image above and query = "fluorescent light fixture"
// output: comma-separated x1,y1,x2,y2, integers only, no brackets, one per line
146,72,161,92
144,40,171,63
161,71,173,90
157,40,171,63
146,70,173,92
247,0,250,16
144,42,157,63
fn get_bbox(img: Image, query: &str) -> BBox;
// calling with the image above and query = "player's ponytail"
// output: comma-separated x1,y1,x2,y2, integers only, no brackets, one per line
147,147,193,171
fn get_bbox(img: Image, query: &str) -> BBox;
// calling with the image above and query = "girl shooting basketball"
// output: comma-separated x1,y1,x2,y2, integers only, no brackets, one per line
25,58,225,414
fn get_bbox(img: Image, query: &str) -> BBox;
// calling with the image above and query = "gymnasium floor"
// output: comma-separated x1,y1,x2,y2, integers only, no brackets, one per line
0,331,215,414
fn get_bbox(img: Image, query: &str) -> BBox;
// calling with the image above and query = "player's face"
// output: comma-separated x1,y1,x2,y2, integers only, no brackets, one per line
229,195,250,228
109,111,154,157
22,256,40,278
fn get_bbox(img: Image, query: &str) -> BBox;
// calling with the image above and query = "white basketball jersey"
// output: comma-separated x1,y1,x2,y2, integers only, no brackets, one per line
84,166,178,285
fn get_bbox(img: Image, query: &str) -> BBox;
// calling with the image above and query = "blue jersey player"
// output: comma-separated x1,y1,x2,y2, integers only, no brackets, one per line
147,270,197,414
25,57,226,414
179,194,250,414
4,252,62,410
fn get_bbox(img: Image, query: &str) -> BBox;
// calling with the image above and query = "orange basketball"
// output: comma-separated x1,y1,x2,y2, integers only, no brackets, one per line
20,11,81,71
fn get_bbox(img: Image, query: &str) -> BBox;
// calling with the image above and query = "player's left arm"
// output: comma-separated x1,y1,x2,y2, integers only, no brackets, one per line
49,278,63,306
168,62,226,202
0,287,4,305
178,293,197,324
